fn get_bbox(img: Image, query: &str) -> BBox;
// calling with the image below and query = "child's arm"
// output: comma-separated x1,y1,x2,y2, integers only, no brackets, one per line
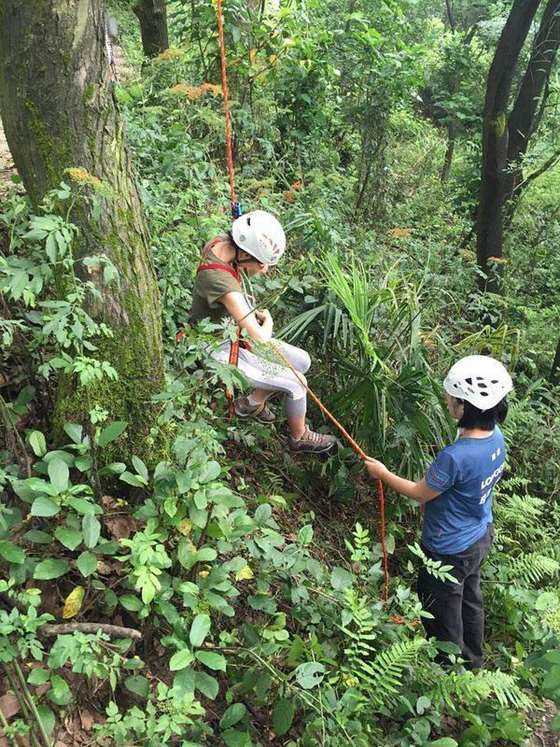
364,458,440,505
221,292,273,342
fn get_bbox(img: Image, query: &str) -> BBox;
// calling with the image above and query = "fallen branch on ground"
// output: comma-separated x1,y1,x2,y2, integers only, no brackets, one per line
40,622,141,640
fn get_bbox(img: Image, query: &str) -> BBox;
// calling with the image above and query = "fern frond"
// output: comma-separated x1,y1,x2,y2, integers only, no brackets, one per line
363,638,427,707
506,552,560,585
494,492,546,540
434,669,531,710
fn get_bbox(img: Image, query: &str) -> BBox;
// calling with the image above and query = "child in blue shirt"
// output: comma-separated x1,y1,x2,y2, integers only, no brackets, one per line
365,355,513,669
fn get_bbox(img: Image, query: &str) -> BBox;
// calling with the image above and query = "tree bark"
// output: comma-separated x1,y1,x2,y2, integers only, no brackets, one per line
0,0,164,457
550,336,560,385
133,0,169,58
504,0,560,204
475,0,542,292
440,122,456,182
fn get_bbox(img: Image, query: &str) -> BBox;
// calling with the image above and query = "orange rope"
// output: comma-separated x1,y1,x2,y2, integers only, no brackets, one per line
216,0,237,208
216,0,239,414
270,342,389,602
214,1,389,603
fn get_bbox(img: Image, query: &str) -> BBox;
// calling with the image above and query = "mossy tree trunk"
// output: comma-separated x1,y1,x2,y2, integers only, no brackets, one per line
0,0,164,457
475,0,541,292
133,0,169,58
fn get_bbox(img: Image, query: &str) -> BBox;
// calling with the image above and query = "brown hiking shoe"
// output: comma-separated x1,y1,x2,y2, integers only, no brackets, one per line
288,427,337,454
234,396,276,423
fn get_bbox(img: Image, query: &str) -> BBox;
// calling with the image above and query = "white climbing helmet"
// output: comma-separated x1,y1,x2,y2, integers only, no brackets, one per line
444,355,513,411
231,210,286,265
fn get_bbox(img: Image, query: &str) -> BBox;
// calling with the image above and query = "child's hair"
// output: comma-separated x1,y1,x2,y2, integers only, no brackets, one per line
458,396,508,430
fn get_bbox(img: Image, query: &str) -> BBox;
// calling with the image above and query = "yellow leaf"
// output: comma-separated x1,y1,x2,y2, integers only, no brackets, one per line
249,48,257,65
62,586,85,619
178,519,193,536
388,227,412,238
235,565,254,581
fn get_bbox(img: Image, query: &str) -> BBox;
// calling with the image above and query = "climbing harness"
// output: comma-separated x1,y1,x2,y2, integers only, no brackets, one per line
185,0,390,602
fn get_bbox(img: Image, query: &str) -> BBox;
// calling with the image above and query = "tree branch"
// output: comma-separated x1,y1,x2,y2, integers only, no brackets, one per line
40,622,141,640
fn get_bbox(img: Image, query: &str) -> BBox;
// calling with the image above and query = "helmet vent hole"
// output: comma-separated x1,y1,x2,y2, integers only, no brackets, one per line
247,217,251,225
465,377,473,385
478,382,487,389
480,391,489,396
491,380,498,384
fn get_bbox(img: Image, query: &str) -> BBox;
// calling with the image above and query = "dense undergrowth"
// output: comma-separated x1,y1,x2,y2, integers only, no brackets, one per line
2,0,560,745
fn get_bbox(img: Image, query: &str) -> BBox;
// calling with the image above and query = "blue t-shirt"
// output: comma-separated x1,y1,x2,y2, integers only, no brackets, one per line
422,427,505,555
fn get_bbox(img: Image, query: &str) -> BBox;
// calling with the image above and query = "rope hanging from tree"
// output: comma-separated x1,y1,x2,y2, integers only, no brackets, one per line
213,0,389,602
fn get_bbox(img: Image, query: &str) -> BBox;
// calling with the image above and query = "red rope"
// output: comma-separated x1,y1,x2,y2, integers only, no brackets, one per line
216,0,237,208
213,2,389,602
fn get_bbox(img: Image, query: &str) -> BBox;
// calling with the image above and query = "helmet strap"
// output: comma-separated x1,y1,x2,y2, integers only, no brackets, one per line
228,232,264,268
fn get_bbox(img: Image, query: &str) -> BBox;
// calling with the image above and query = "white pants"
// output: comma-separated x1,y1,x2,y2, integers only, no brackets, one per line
211,339,310,417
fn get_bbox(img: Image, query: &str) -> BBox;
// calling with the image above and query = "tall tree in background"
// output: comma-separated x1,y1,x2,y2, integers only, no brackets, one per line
133,0,169,57
0,0,164,450
504,0,560,210
476,0,560,290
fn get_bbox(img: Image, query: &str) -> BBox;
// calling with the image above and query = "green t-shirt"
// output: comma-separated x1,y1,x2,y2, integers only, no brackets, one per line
189,248,242,324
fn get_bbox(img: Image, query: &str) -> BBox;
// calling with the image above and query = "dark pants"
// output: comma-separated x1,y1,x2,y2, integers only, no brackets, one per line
416,525,494,669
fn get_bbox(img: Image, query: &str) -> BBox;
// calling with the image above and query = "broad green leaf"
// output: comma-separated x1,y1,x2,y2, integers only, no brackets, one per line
55,526,82,551
428,740,458,747
195,671,219,700
48,459,69,493
67,497,101,515
120,471,147,487
33,558,69,580
535,591,558,611
330,566,353,591
74,456,93,472
28,430,47,457
97,421,127,448
24,530,53,544
36,705,55,735
198,460,221,484
298,525,313,545
416,695,431,715
172,668,195,698
31,496,60,517
63,423,83,444
28,668,50,686
254,503,272,524
220,703,247,730
125,675,150,699
48,674,73,706
272,697,295,736
0,540,25,564
120,595,143,611
222,730,252,747
197,547,217,563
169,649,194,671
100,462,126,475
82,514,101,549
76,551,97,577
62,586,85,619
189,613,211,648
131,455,149,482
294,662,325,689
195,651,226,671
